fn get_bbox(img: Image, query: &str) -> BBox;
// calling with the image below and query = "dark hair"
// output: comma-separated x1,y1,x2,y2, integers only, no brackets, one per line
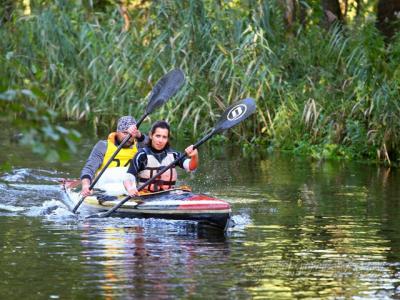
150,120,170,136
147,120,171,148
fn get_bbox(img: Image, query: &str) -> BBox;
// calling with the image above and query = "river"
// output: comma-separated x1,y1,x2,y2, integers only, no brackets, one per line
0,130,399,299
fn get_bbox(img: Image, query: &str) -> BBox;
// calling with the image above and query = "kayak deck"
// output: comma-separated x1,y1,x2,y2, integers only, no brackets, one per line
62,181,231,230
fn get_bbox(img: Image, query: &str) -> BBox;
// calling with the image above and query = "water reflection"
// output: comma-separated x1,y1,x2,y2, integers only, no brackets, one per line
2,134,400,298
79,221,231,299
242,215,398,299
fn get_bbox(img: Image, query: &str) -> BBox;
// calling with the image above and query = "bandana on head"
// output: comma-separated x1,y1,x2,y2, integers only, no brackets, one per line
117,116,136,132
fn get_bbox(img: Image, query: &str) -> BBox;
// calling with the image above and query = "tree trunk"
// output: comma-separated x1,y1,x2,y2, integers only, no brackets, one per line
119,0,130,32
0,0,15,25
343,0,348,18
299,0,307,27
356,0,362,17
376,0,400,39
283,0,296,34
321,0,343,28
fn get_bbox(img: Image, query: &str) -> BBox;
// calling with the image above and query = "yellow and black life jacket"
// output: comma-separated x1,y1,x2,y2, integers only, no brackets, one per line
96,132,138,175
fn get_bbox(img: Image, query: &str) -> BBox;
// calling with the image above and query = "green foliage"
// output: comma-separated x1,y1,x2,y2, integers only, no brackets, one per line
1,1,400,164
0,89,81,162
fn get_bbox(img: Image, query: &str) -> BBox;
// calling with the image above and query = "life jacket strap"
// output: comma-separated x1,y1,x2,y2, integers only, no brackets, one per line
138,178,176,186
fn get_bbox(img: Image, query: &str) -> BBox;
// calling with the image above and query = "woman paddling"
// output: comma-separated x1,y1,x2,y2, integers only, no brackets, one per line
123,120,198,196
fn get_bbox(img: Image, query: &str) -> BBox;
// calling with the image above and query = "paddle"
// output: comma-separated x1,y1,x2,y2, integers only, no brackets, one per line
72,68,185,213
89,97,256,219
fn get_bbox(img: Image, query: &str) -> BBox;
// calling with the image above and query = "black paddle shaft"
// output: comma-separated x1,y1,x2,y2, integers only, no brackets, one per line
92,98,257,218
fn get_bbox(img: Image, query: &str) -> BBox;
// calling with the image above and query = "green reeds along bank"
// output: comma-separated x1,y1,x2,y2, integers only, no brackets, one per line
1,1,400,165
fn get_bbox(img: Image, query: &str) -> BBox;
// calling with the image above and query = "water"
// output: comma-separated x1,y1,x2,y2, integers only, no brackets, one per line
1,134,400,299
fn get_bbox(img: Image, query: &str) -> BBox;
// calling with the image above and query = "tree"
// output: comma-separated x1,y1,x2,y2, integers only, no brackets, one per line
377,0,400,39
0,0,15,25
322,0,343,27
0,89,81,164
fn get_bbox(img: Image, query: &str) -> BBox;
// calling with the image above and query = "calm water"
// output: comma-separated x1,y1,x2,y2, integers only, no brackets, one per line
1,133,400,299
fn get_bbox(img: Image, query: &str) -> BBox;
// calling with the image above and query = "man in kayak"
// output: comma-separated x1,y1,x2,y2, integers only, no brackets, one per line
80,116,146,197
123,120,198,196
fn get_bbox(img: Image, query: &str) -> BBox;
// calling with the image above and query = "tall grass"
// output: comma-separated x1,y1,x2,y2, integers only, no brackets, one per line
1,0,400,164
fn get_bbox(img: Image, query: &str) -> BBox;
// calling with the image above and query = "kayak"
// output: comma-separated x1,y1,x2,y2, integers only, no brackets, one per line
61,180,232,230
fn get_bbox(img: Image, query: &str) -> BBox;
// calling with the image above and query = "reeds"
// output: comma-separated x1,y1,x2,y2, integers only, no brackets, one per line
2,1,400,164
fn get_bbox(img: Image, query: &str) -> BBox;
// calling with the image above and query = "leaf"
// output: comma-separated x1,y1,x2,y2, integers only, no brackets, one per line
42,126,60,141
21,89,37,99
0,90,17,101
45,149,60,163
55,125,69,134
6,52,14,60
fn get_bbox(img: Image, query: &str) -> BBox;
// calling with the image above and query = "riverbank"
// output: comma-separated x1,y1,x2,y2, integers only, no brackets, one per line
1,3,400,165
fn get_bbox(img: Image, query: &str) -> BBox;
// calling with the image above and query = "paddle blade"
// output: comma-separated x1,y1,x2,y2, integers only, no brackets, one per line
214,98,256,133
146,68,185,114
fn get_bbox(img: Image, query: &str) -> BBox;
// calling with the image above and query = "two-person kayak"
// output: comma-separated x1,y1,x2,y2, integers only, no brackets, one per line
61,180,232,231
60,98,258,231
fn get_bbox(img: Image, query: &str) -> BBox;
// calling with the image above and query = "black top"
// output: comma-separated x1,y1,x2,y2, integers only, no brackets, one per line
127,145,185,176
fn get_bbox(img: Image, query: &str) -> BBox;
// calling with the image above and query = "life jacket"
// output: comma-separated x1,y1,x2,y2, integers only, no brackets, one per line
94,167,129,195
96,132,138,175
93,133,138,195
137,147,177,192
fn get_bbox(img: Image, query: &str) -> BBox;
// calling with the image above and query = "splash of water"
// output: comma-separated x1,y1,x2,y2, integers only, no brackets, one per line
0,203,26,212
1,168,64,184
230,212,252,229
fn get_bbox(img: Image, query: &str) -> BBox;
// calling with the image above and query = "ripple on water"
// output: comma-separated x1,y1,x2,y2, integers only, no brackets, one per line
0,167,65,215
1,168,63,184
0,203,26,213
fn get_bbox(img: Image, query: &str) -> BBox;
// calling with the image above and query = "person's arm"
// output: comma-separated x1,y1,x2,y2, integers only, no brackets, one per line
126,125,147,148
81,178,92,197
80,141,107,196
186,145,198,170
136,133,148,149
123,173,138,196
179,145,198,171
123,151,147,196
